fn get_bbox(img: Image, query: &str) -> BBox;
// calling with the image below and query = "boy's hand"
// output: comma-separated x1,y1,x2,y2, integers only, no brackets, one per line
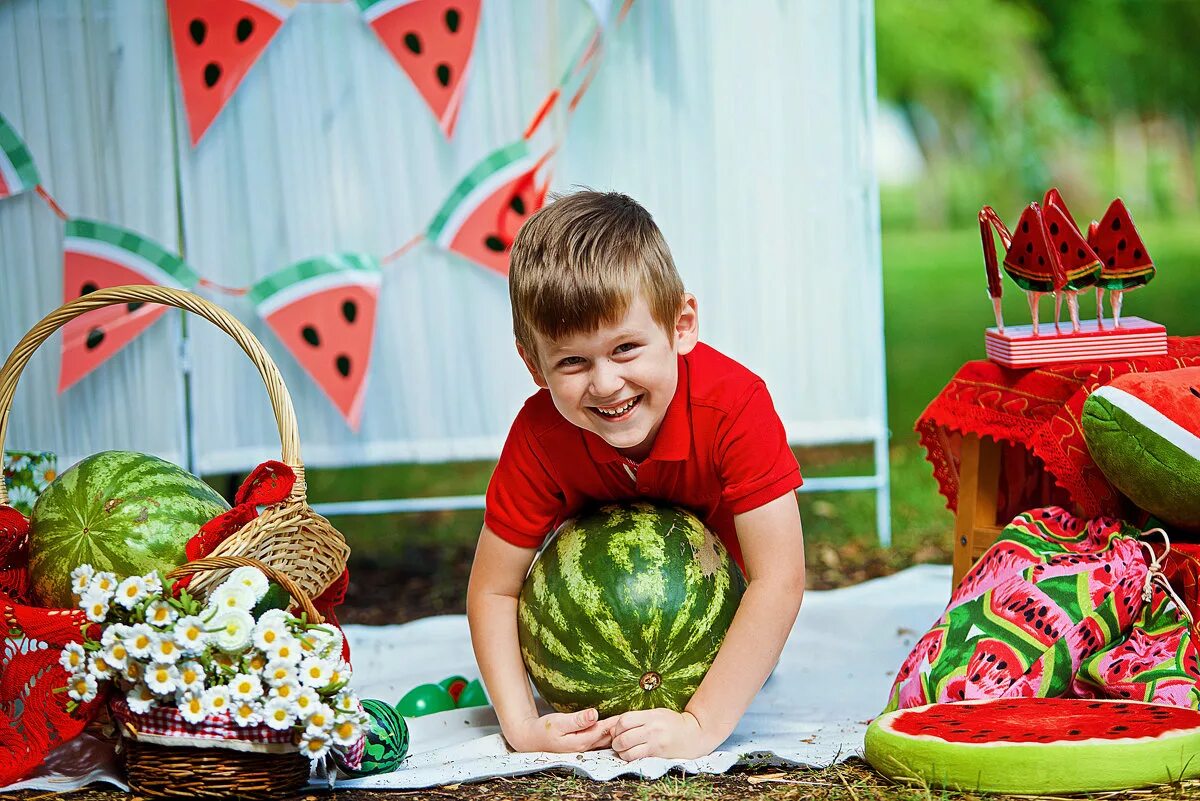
609,709,716,761
507,708,616,754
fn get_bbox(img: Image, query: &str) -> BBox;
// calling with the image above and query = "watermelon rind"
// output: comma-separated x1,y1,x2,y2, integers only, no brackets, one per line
866,699,1200,794
426,140,536,247
28,451,230,608
517,503,745,716
0,112,40,195
249,253,382,316
64,219,198,290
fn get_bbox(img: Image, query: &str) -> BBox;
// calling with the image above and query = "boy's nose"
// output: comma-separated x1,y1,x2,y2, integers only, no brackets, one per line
588,362,623,399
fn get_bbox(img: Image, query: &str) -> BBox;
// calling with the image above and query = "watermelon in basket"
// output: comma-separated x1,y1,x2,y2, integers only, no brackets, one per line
0,286,356,798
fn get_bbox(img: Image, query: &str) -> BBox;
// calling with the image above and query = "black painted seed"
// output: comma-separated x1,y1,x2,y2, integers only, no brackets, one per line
86,328,104,349
1038,256,1045,266
1108,257,1116,267
189,19,206,45
1026,242,1034,253
1050,222,1059,235
336,355,352,377
510,195,526,215
342,300,357,324
404,32,422,54
127,302,145,312
204,62,221,88
1118,238,1127,251
301,326,320,347
436,63,452,87
1023,221,1029,233
1134,248,1142,260
445,8,461,33
81,282,99,296
1078,248,1085,259
1112,217,1122,230
236,17,254,42
1060,241,1069,254
485,235,506,252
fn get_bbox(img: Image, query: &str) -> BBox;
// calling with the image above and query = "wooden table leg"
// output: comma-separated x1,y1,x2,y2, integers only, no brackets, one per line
952,433,1003,586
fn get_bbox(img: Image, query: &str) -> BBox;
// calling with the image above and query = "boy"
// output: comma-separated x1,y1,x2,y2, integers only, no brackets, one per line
466,191,805,761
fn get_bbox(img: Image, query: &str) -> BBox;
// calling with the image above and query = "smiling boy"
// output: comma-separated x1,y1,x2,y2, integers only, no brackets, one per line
466,191,805,761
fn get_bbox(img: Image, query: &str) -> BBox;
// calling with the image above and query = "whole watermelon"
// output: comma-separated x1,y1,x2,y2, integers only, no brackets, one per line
517,503,745,716
335,698,409,777
29,451,230,608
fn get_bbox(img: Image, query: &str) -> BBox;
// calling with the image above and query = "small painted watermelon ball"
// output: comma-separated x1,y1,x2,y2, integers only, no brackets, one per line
335,698,409,777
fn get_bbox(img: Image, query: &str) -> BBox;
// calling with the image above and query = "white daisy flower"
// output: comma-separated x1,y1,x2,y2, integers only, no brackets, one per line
326,660,350,689
173,615,208,654
8,484,37,511
298,656,334,688
208,583,256,613
202,685,231,717
103,638,130,670
178,692,207,724
303,702,335,732
176,660,206,694
265,633,302,665
31,460,57,490
6,454,30,472
123,659,145,684
79,590,110,623
224,566,270,602
228,672,262,701
70,565,96,596
242,650,269,674
59,643,87,674
141,571,163,597
145,663,180,695
231,699,262,727
269,679,301,705
87,571,119,599
144,599,178,628
114,576,149,609
125,624,156,659
262,658,295,688
262,697,295,731
209,609,255,652
332,693,361,715
299,727,332,761
330,716,362,747
126,683,155,714
67,673,98,703
305,625,344,659
292,686,321,717
148,632,184,665
252,617,289,652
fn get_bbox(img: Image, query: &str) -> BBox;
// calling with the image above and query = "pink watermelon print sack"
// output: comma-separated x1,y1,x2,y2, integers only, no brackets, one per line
884,507,1151,711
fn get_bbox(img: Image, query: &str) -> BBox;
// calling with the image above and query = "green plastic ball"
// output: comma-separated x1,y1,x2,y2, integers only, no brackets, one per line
396,683,456,717
456,679,489,709
439,674,469,703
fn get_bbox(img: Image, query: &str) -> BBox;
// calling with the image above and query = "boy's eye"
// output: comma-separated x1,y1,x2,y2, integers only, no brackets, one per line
557,356,585,368
615,343,640,354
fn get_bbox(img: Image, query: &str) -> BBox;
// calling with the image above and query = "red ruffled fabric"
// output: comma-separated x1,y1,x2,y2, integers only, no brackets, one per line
916,336,1200,520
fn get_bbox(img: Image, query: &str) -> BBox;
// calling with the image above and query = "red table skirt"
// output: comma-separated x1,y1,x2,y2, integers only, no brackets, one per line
916,336,1200,522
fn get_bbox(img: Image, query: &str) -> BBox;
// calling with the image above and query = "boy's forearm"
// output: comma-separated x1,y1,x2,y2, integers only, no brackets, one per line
683,573,805,748
466,587,540,741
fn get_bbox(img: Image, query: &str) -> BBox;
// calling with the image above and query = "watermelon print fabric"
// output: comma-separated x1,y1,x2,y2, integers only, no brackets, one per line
884,507,1150,712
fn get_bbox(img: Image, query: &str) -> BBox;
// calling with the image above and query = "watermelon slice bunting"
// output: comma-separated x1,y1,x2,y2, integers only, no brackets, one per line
1089,198,1155,290
59,219,199,393
867,698,1200,794
250,254,382,430
357,0,482,138
427,140,552,277
167,0,292,146
0,113,40,199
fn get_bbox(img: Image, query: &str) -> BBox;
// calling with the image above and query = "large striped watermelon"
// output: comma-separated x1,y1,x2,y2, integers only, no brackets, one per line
517,503,745,716
28,451,230,608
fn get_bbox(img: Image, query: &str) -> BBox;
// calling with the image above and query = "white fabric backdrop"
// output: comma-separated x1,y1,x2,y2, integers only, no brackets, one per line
0,0,884,477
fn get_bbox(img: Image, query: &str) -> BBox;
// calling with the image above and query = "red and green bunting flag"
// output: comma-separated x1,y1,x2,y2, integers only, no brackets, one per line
250,255,382,430
356,0,482,138
166,0,293,146
427,139,551,276
0,113,40,199
60,219,200,392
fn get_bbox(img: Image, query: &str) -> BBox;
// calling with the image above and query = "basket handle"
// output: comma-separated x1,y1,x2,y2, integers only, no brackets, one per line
166,555,324,624
0,285,304,506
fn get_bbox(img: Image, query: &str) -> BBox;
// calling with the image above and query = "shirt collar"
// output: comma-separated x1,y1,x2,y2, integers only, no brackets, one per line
582,352,691,464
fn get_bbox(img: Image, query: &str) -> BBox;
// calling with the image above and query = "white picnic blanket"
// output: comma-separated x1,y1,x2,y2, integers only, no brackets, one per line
2,564,952,791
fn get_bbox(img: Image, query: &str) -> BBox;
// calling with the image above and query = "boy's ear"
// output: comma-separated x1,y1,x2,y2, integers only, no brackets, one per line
516,341,549,389
675,293,699,355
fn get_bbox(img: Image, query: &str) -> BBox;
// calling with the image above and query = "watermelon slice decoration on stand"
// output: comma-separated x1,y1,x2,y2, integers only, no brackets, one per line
167,0,292,146
59,219,199,392
250,254,382,430
866,698,1200,794
1001,203,1066,334
1088,198,1155,327
357,0,482,138
1040,202,1101,331
0,113,40,199
427,140,552,277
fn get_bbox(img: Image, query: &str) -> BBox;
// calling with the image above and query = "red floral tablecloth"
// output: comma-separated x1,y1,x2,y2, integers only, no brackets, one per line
916,336,1200,521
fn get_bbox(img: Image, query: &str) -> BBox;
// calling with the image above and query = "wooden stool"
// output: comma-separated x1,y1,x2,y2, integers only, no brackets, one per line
951,433,1004,585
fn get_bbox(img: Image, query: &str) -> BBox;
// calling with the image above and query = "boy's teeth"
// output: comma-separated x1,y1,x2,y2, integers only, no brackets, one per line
597,397,637,416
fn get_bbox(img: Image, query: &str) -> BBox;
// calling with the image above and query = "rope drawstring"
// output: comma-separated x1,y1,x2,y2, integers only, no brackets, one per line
1139,528,1199,639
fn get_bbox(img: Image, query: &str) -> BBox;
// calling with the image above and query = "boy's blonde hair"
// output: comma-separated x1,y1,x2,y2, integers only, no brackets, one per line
509,190,684,358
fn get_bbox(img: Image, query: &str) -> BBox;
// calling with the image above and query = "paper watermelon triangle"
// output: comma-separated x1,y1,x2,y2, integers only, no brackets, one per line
427,140,552,277
250,255,382,430
167,0,292,146
60,219,199,393
0,113,40,199
356,0,481,137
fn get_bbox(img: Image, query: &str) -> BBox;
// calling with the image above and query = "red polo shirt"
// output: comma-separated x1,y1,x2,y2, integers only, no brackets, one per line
484,342,802,571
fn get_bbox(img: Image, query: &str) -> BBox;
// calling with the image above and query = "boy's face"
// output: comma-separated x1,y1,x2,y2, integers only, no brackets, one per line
519,292,698,461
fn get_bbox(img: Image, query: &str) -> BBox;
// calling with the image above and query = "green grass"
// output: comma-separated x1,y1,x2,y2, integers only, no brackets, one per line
275,219,1200,566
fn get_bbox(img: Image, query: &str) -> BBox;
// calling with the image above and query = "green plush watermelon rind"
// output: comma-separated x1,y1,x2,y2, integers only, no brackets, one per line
249,254,382,315
64,219,198,289
0,113,40,193
865,701,1200,794
427,140,536,247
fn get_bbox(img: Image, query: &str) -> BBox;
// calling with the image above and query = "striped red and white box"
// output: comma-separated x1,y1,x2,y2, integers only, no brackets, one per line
985,317,1167,368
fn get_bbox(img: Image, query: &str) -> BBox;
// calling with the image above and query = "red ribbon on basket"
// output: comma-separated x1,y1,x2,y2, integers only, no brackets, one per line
176,461,351,662
0,504,108,786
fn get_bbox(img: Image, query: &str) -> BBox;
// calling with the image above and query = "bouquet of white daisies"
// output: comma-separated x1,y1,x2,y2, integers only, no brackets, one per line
60,562,367,762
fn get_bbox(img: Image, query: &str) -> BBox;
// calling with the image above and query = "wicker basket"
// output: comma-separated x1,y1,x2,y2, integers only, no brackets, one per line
0,286,352,799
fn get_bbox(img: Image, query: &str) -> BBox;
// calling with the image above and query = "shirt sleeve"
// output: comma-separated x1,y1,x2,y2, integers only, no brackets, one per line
715,382,803,515
484,414,565,549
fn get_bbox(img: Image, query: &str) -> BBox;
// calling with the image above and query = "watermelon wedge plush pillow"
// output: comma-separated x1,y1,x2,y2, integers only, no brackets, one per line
1082,367,1200,533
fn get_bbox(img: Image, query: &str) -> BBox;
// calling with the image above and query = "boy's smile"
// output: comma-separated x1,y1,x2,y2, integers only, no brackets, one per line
519,292,698,462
